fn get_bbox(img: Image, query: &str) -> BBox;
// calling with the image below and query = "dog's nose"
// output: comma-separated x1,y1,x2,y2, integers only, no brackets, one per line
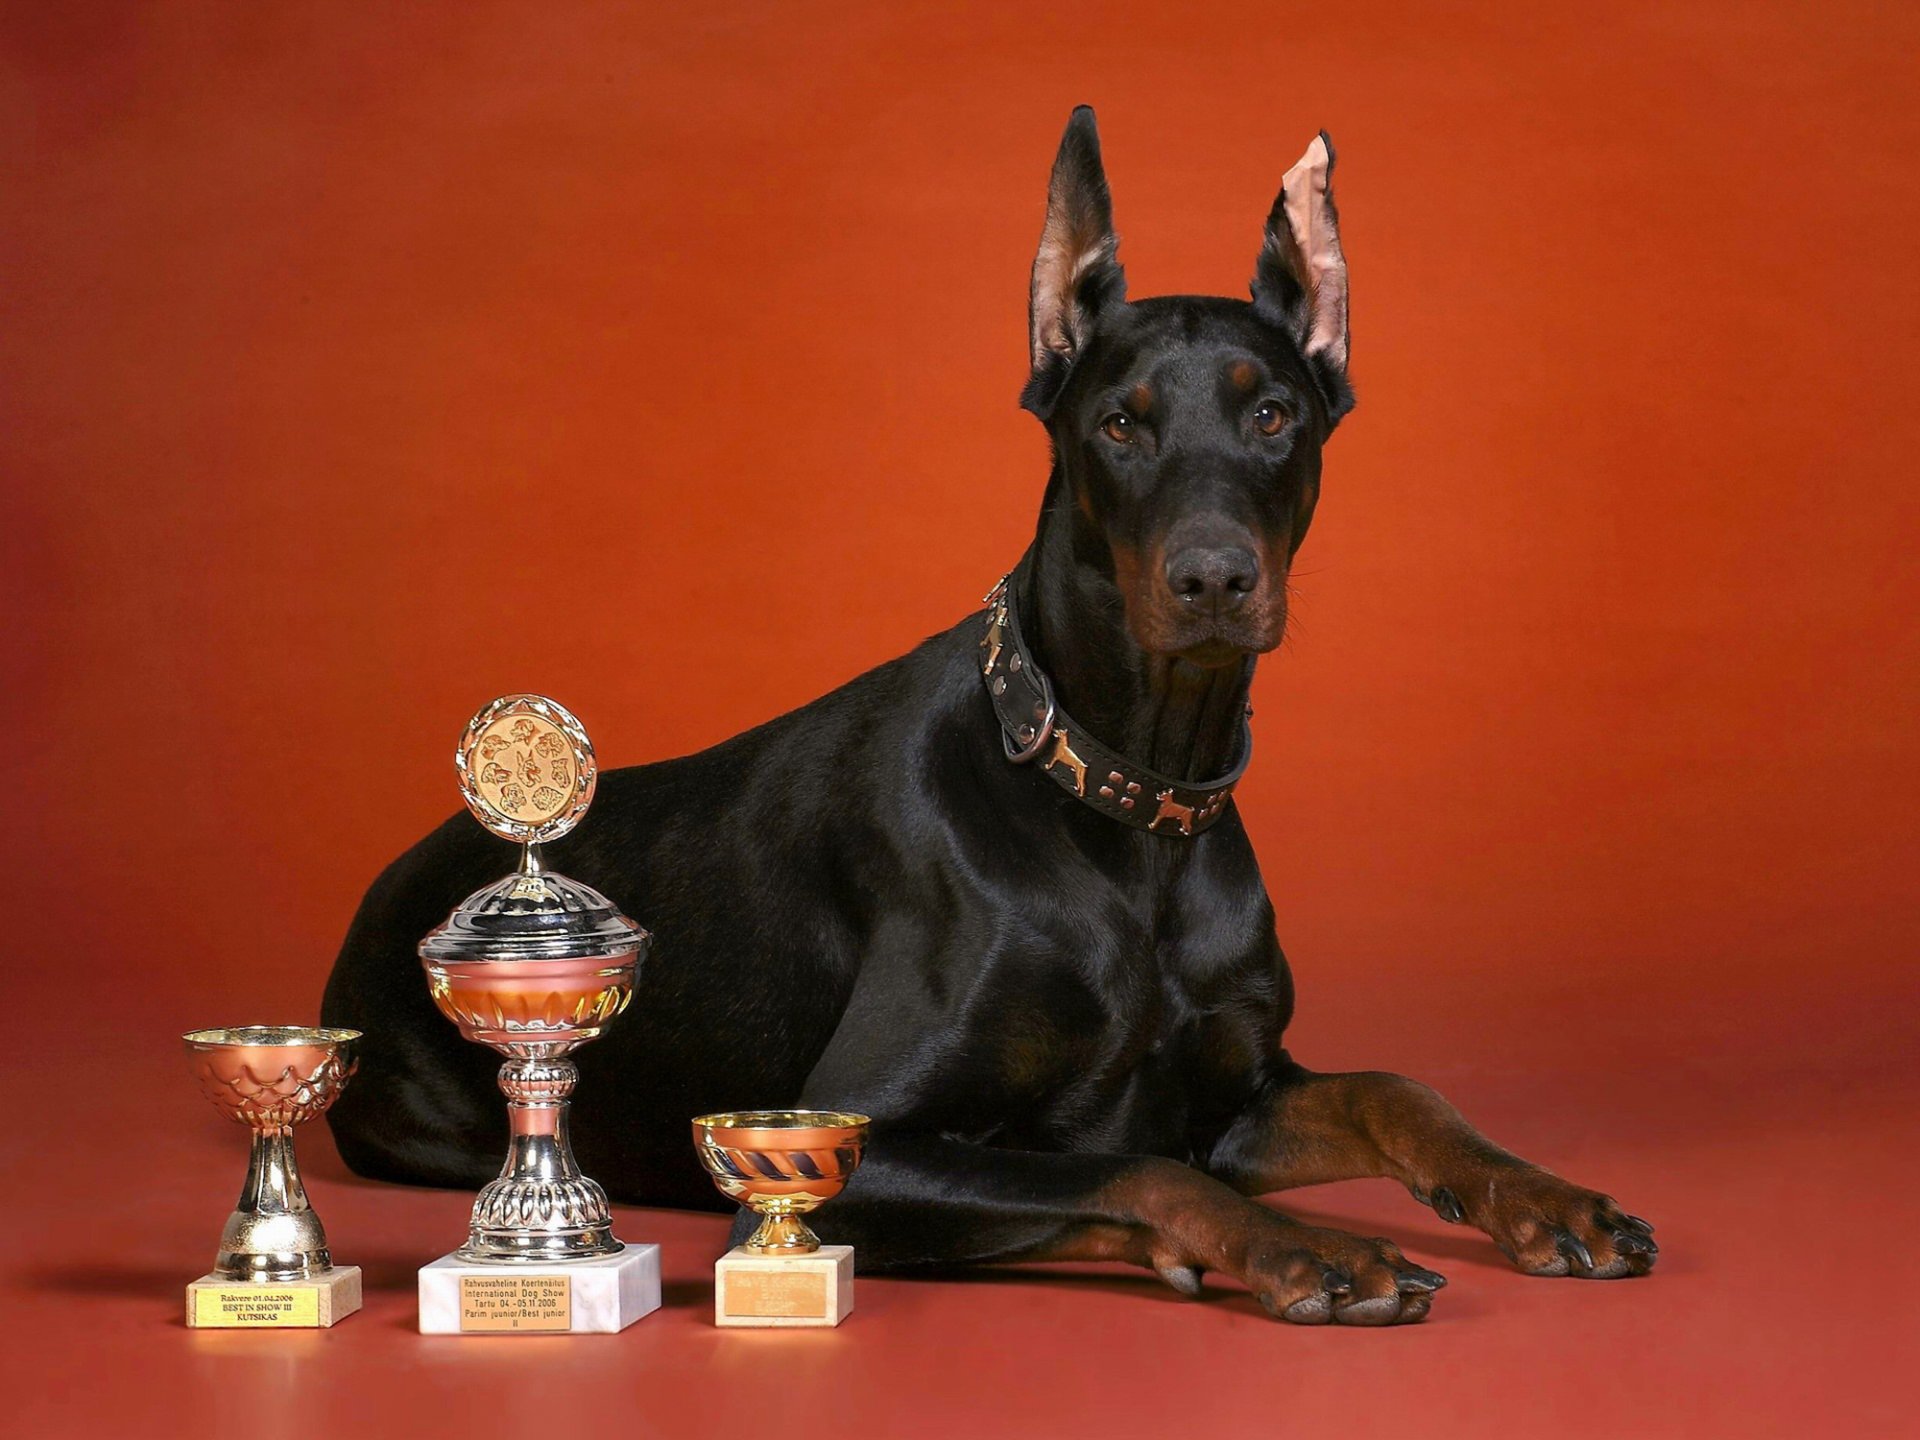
1165,547,1259,611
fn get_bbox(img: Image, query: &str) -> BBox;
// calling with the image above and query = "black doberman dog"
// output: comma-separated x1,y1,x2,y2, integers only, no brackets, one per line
322,108,1655,1324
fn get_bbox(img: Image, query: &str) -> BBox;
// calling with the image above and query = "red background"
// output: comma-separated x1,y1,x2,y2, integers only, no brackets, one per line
3,2,1915,1435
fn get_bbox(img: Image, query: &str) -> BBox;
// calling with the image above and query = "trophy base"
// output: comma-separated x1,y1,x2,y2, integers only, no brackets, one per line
714,1244,854,1328
186,1266,362,1329
418,1244,660,1335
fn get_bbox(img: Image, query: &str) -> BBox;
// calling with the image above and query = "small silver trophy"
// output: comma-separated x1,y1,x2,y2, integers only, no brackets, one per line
414,694,660,1335
183,1026,364,1327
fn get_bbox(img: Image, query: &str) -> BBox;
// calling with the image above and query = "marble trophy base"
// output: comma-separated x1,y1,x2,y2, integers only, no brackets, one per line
714,1244,854,1328
186,1266,362,1328
418,1245,660,1335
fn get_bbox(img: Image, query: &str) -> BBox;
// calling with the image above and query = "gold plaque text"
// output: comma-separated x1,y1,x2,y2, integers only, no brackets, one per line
458,1273,572,1333
724,1269,828,1319
192,1286,320,1328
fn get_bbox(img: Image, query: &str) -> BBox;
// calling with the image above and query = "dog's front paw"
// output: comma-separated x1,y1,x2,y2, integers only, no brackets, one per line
1238,1224,1446,1326
1425,1166,1657,1279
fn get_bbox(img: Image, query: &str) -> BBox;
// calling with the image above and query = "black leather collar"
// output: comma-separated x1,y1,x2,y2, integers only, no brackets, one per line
979,566,1252,837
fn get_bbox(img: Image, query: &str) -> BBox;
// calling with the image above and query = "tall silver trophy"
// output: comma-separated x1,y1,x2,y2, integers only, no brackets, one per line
414,694,661,1335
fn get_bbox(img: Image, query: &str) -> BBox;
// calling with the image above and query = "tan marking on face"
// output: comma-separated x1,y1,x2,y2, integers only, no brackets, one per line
1127,381,1154,414
1109,537,1186,654
1228,361,1257,391
1215,527,1293,653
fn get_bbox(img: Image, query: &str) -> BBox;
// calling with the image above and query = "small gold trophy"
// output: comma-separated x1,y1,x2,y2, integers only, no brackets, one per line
693,1110,869,1327
183,1025,363,1328
415,694,660,1335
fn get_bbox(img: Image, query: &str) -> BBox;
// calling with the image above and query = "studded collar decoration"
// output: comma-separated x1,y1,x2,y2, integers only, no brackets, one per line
978,567,1253,837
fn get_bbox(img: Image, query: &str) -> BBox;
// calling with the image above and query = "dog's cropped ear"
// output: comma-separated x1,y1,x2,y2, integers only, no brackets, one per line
1021,106,1126,418
1252,132,1353,423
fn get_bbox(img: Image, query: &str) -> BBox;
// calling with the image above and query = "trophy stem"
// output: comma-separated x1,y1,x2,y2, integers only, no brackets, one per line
216,1124,331,1281
458,1055,622,1262
745,1208,822,1255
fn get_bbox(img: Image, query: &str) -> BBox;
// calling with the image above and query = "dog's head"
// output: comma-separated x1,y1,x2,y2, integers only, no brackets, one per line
1021,107,1352,667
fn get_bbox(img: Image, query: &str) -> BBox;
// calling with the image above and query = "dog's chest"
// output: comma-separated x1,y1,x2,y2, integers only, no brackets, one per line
973,855,1280,1158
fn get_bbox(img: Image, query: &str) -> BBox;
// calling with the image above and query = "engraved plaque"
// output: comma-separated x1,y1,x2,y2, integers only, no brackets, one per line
454,694,597,846
469,714,575,825
192,1285,321,1328
724,1269,828,1319
458,1273,572,1333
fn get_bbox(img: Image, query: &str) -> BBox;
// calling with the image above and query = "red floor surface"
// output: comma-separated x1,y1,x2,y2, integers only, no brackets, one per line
5,1,1917,1435
4,979,1912,1438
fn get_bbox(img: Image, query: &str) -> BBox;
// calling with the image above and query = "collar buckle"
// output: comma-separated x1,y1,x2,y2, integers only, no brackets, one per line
1002,675,1055,763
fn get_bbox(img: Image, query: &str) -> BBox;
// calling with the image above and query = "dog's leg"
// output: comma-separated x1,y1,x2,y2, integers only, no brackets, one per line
1210,1059,1657,1279
790,1133,1446,1325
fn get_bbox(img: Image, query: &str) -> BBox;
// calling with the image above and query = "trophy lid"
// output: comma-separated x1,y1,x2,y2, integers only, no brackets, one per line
419,864,647,962
419,694,649,963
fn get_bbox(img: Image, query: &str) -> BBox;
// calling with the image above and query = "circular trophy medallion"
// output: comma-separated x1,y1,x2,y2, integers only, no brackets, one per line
455,694,598,845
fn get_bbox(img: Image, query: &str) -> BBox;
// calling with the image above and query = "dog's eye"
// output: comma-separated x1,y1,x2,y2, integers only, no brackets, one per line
1100,413,1136,444
1253,402,1290,437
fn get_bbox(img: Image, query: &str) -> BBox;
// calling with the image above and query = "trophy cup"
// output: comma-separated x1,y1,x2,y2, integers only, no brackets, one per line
414,694,659,1335
183,1025,363,1328
692,1110,869,1327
